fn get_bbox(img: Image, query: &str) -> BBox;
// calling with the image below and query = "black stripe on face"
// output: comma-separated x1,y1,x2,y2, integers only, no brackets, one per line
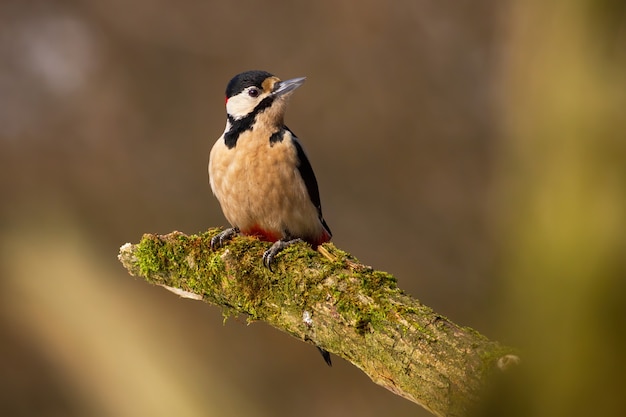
224,95,275,149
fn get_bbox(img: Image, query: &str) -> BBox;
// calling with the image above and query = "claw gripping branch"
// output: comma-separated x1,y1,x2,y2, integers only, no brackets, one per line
118,229,518,417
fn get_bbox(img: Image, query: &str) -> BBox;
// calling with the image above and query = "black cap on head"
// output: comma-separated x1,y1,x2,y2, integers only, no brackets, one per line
225,70,273,98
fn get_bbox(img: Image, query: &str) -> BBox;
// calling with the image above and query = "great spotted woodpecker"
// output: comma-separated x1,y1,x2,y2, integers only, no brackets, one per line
208,70,332,365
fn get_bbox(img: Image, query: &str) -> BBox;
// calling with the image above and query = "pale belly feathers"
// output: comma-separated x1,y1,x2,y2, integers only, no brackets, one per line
209,130,323,242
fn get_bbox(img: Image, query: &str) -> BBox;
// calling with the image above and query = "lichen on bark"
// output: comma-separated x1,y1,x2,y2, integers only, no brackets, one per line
118,229,517,417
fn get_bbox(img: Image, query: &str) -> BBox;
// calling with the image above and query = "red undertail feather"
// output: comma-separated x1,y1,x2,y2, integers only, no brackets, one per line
311,229,332,248
241,225,331,248
241,225,281,243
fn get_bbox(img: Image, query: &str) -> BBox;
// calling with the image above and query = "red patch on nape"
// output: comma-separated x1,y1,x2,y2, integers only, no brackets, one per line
241,225,280,243
224,96,228,105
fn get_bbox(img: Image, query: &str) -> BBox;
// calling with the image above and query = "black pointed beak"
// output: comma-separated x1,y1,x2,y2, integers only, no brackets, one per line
272,77,306,97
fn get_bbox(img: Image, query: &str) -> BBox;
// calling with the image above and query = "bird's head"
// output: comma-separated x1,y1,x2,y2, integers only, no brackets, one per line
224,70,305,126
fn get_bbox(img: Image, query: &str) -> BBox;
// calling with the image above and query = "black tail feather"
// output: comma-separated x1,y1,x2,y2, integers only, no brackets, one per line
317,346,332,367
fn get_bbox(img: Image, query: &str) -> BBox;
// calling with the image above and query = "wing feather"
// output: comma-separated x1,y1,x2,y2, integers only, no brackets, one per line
289,130,332,237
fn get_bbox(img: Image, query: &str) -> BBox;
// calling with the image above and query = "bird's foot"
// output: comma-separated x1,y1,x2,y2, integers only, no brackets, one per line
210,227,240,250
262,238,304,272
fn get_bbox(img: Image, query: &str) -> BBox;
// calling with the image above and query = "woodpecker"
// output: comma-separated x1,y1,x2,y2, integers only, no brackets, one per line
208,70,332,366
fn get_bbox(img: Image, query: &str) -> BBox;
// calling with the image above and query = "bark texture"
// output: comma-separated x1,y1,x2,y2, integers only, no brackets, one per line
118,230,517,417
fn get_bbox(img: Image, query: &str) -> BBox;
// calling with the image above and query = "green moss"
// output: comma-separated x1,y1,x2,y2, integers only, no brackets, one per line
135,234,166,276
322,243,360,267
207,252,226,278
119,228,517,417
366,270,398,289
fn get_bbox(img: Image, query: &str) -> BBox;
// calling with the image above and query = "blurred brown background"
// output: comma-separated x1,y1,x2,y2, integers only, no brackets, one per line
1,0,624,416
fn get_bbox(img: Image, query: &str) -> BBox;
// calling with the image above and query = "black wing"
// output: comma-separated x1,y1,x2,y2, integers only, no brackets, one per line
289,130,332,237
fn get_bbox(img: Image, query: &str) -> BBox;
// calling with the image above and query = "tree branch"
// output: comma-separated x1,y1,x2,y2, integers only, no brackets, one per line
118,229,518,417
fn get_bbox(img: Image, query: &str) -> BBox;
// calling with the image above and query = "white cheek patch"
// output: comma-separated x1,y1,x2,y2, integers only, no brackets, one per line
226,92,269,119
226,95,254,119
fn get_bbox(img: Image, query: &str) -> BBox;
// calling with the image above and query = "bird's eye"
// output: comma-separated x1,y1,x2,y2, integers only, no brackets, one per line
248,88,259,98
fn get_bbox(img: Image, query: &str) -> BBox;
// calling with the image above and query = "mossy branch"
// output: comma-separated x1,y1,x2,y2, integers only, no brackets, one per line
118,229,518,417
